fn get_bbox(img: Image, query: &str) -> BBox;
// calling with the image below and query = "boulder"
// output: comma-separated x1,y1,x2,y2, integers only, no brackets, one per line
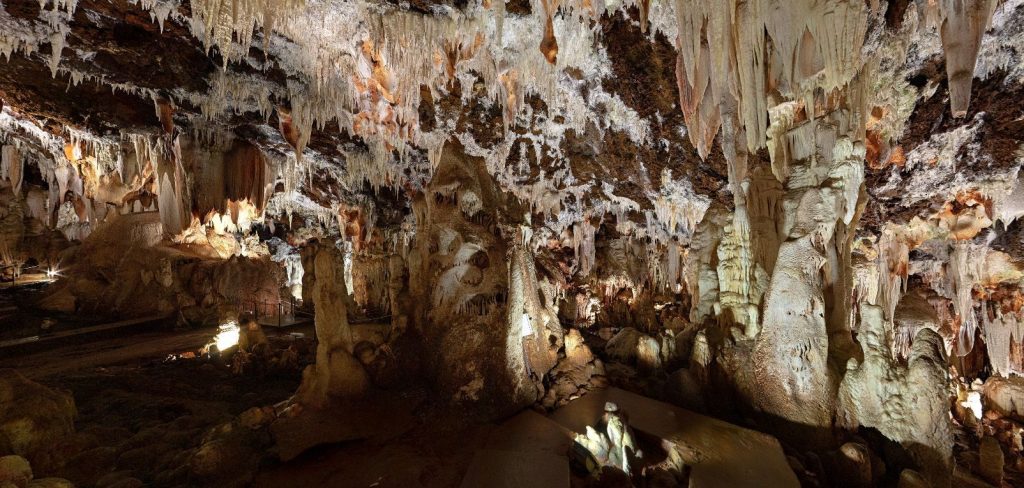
978,436,1003,485
238,407,275,430
663,368,706,413
0,371,76,473
833,443,872,487
0,456,31,488
897,469,929,488
59,446,117,487
605,328,662,371
983,376,1024,421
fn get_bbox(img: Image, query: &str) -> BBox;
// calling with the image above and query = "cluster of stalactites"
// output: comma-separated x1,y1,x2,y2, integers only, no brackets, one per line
673,0,870,163
673,0,998,178
189,0,305,64
0,0,77,76
949,241,988,356
0,121,182,242
982,304,1024,378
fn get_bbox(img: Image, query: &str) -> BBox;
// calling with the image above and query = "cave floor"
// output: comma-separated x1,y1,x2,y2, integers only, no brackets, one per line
0,313,312,487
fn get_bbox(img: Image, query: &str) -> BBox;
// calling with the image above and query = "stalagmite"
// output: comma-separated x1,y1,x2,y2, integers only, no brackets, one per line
295,245,369,407
837,305,952,488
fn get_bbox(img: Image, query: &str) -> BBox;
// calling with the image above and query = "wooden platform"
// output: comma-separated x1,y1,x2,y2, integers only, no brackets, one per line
0,315,171,349
548,387,800,488
0,273,54,289
460,411,572,488
257,315,313,328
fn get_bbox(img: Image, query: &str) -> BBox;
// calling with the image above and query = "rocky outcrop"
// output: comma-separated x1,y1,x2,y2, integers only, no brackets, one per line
540,329,604,409
982,375,1024,422
836,306,952,488
37,211,285,322
0,455,32,488
404,144,544,413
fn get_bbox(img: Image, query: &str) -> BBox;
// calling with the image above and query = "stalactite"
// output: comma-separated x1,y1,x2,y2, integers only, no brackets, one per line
0,144,23,194
156,136,189,236
937,0,998,117
673,0,870,157
876,227,911,322
950,242,986,356
539,0,559,64
572,217,597,276
984,307,1024,377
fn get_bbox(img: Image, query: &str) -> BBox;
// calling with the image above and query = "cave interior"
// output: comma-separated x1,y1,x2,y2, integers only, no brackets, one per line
2,0,1024,487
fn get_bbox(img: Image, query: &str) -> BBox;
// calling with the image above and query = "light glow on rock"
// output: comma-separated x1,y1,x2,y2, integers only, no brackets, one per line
961,391,983,421
211,320,240,352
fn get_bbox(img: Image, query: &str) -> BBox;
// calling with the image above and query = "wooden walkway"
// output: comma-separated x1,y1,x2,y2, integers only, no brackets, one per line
257,315,313,328
0,314,171,349
0,273,54,289
459,411,572,488
548,387,800,488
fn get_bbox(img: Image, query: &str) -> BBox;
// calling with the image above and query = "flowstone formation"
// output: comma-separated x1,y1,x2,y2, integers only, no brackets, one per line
837,305,952,488
2,0,1024,485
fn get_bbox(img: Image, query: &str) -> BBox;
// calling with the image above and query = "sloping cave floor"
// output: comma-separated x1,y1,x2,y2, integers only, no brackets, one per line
2,282,1019,487
0,284,710,487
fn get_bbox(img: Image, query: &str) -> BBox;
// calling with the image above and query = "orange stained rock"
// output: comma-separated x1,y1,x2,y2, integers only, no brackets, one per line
888,145,906,167
72,196,87,221
956,189,994,218
983,285,1024,315
157,98,175,134
63,142,83,162
277,107,300,150
932,197,992,241
539,0,558,64
443,34,485,81
866,130,884,169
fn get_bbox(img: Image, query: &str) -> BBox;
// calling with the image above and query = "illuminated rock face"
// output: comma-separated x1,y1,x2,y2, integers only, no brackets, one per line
837,306,952,488
405,145,545,413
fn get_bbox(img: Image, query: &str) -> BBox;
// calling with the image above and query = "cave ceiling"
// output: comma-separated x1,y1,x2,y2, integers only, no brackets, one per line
1,0,1023,287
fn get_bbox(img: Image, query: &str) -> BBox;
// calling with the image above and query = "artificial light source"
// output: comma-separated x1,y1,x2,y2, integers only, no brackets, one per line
46,268,59,279
961,391,983,420
212,321,240,352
